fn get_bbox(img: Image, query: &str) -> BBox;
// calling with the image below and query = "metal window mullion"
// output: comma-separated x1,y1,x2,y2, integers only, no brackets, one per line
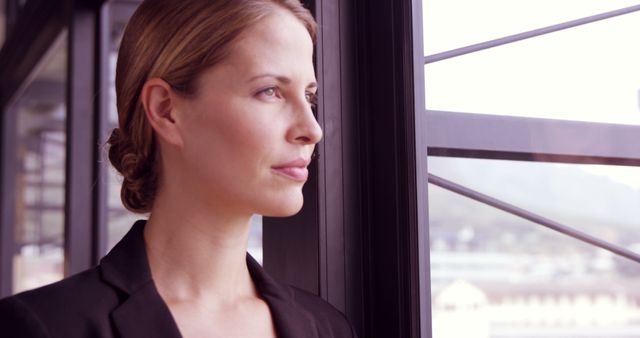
64,1,101,275
425,4,640,64
92,1,111,261
0,107,17,297
411,0,432,336
426,110,640,164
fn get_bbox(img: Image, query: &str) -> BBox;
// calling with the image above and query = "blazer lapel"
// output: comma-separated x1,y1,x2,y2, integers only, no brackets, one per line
247,255,320,338
99,220,182,338
111,282,182,338
261,295,320,338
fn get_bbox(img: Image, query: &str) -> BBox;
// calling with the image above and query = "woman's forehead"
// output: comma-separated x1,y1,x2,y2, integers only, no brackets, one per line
209,11,315,82
235,10,312,55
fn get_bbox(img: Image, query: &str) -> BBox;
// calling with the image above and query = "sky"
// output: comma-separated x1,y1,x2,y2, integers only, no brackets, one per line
422,1,640,191
423,0,640,125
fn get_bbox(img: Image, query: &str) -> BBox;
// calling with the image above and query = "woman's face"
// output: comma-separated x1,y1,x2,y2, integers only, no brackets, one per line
174,9,321,217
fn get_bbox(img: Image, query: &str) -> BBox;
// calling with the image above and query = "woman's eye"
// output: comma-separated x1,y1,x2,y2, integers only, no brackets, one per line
305,92,318,108
257,87,279,99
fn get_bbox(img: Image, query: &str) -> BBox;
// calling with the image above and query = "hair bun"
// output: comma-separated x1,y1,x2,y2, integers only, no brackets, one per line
107,127,157,213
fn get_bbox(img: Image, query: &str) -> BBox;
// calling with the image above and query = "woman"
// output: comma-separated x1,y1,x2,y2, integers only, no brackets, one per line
0,0,356,337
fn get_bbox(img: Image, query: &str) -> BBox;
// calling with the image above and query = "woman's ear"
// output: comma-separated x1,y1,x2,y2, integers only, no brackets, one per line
140,78,184,148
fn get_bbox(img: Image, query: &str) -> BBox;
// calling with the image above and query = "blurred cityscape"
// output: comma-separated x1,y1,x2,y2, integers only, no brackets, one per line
429,157,640,338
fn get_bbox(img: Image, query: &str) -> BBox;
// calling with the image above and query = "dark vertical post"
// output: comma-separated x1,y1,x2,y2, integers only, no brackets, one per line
0,106,17,297
64,0,102,275
93,1,110,260
354,0,426,337
314,0,365,334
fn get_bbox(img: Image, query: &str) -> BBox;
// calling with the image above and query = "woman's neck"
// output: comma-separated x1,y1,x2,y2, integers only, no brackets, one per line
143,190,257,309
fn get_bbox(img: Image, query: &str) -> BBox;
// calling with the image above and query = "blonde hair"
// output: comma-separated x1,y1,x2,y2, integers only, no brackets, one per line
108,0,316,213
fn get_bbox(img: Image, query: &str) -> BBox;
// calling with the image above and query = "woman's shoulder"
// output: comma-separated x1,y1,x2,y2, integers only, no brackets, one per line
0,293,49,337
0,267,120,337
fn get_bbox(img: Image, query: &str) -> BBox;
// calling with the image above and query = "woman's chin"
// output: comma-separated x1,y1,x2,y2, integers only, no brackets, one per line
259,194,305,217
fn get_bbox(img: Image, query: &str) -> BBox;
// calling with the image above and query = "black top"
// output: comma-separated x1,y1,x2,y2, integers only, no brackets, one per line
0,220,356,338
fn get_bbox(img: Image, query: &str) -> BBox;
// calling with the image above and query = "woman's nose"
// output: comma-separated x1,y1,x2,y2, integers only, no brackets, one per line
288,98,323,145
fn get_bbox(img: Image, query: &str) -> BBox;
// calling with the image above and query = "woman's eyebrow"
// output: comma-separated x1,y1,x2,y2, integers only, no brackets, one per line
249,74,317,89
249,74,291,84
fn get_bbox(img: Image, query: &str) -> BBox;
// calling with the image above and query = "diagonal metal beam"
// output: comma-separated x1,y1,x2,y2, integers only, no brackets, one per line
425,4,640,64
428,173,640,265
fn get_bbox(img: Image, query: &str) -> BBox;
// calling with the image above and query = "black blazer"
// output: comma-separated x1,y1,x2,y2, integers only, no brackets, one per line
0,221,356,338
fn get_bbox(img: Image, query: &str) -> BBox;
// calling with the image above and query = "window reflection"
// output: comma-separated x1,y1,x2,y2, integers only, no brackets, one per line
11,32,67,294
429,158,640,338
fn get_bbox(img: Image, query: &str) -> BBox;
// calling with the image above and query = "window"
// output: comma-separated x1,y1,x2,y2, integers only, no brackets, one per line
9,31,67,293
422,1,640,337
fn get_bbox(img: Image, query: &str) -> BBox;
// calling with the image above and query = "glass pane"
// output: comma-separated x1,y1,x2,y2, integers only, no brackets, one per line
103,5,264,262
12,32,67,294
248,215,263,265
430,182,640,338
429,157,640,256
424,10,640,125
423,0,640,55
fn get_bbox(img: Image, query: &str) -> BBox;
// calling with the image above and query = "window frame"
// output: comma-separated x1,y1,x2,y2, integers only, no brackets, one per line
427,110,640,166
423,3,640,337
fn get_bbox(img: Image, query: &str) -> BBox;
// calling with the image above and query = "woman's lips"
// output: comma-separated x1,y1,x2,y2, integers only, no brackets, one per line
272,158,310,182
272,167,309,181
